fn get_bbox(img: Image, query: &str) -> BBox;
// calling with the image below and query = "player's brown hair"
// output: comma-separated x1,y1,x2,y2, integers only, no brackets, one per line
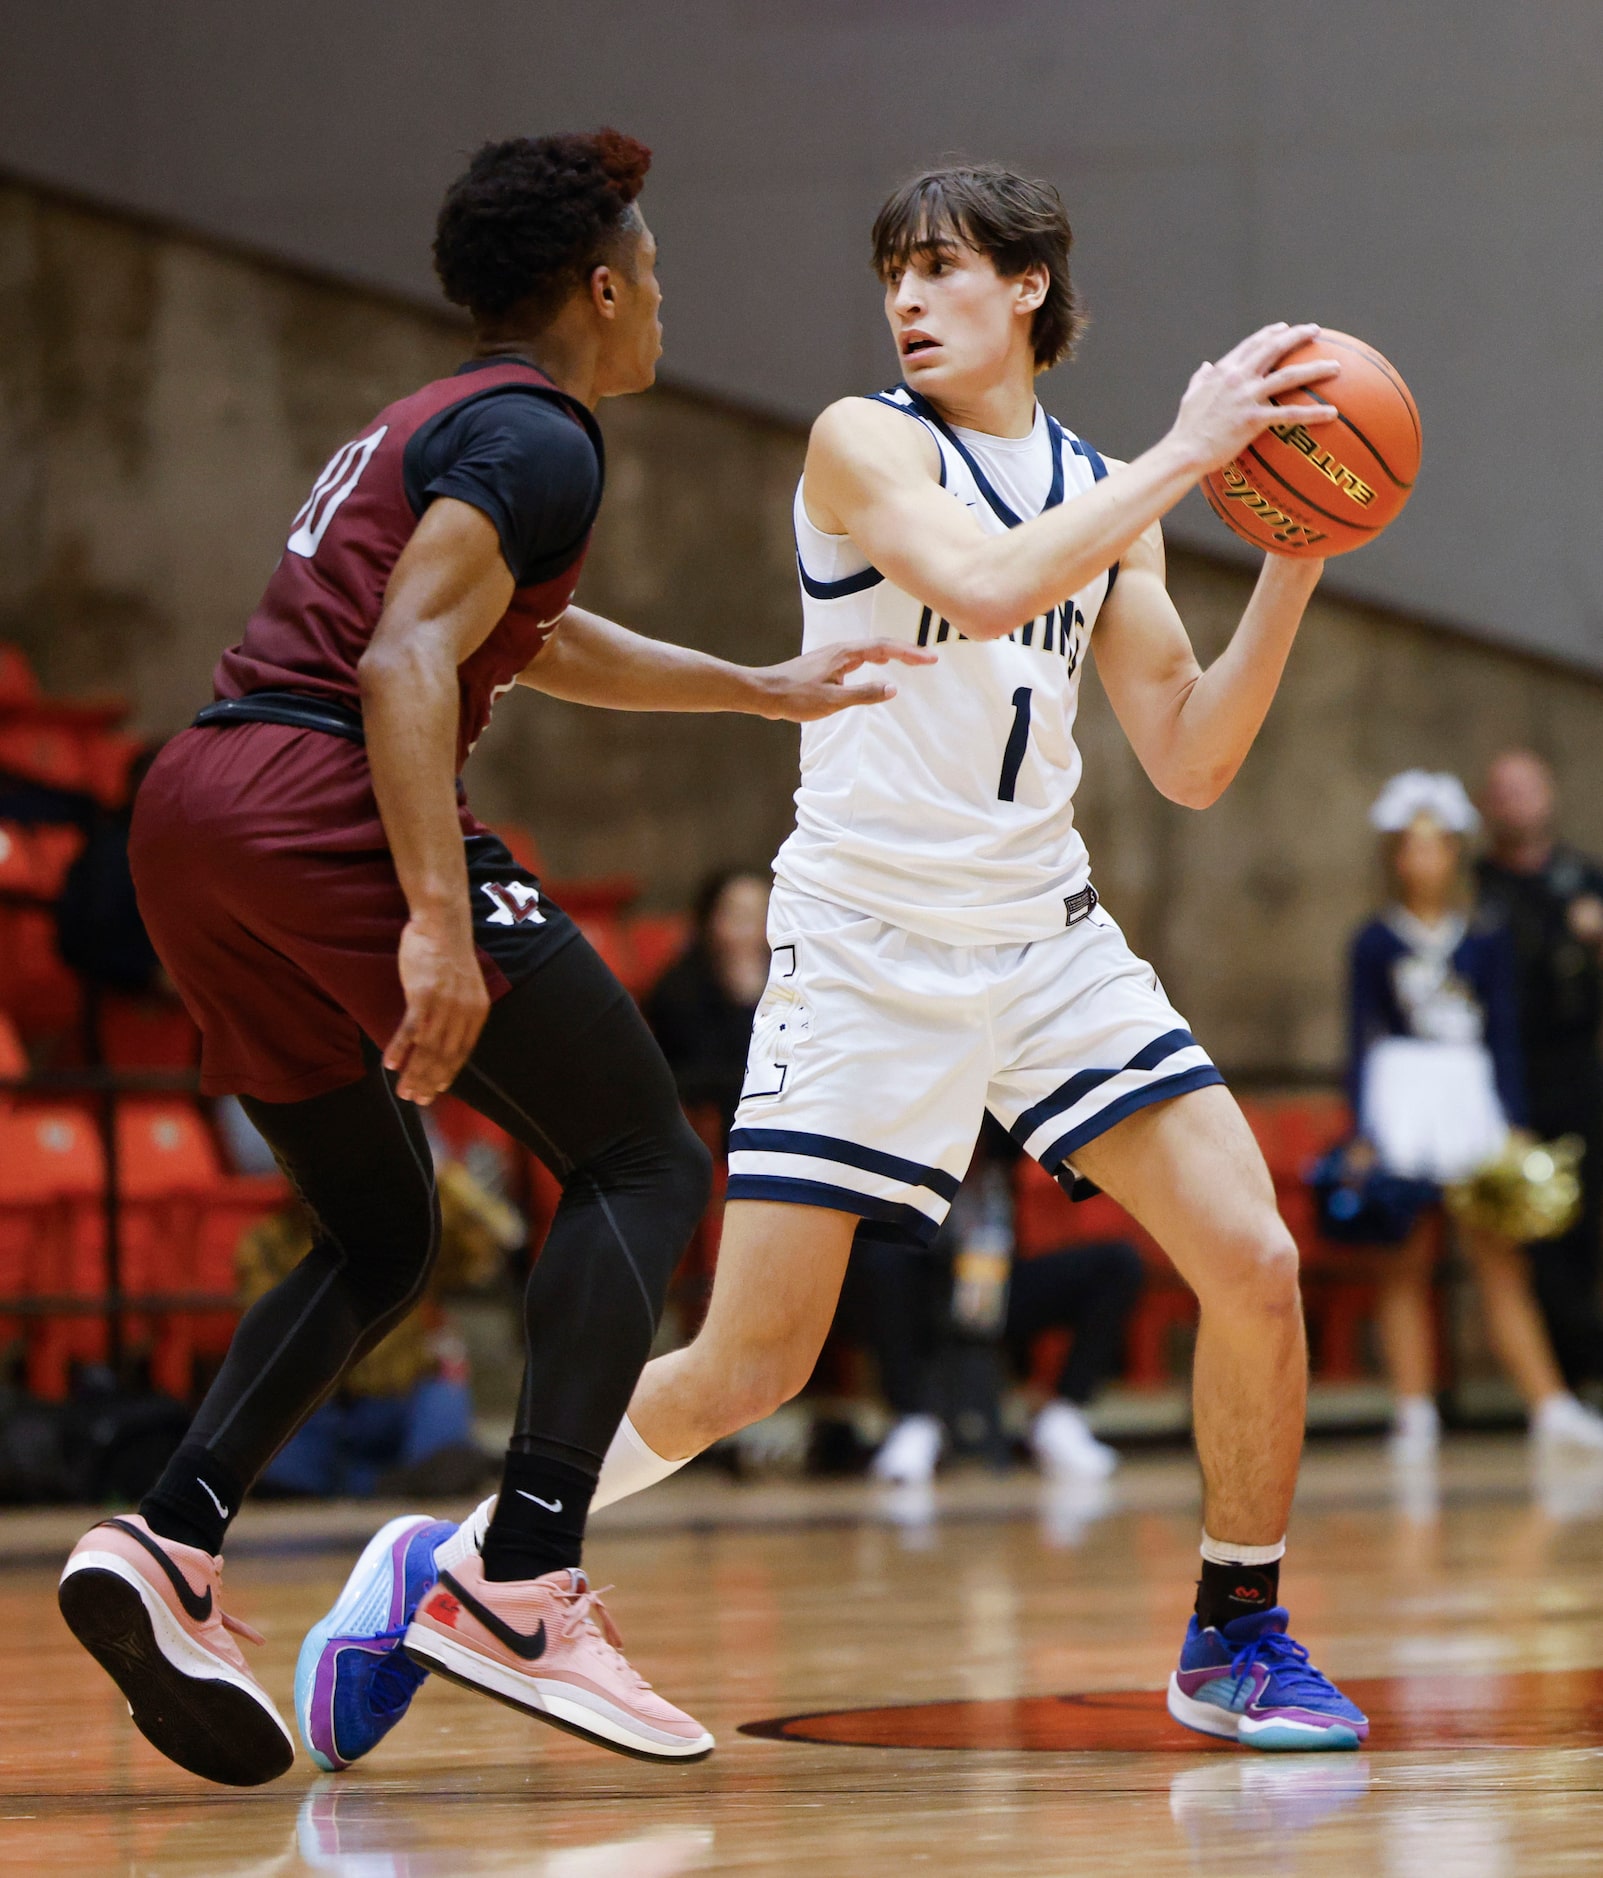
434,129,652,327
871,163,1085,371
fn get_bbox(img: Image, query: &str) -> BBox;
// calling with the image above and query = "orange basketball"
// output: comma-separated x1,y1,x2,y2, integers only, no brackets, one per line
1202,331,1421,558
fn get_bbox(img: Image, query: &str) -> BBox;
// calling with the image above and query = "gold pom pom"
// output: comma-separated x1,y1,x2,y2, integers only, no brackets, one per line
1444,1130,1585,1242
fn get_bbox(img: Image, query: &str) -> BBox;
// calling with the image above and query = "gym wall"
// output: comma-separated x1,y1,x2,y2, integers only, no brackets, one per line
4,178,1601,1076
2,2,1600,674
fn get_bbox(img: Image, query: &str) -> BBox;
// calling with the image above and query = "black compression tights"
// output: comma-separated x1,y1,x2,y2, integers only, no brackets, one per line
142,934,711,1554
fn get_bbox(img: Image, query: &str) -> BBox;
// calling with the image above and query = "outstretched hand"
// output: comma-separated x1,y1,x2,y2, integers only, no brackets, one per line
1170,322,1341,478
756,639,937,721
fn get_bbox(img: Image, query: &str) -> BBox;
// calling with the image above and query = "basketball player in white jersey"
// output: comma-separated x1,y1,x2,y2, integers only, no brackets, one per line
335,162,1368,1752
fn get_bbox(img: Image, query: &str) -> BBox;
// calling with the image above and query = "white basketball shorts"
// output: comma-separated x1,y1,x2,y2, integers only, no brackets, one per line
727,884,1223,1242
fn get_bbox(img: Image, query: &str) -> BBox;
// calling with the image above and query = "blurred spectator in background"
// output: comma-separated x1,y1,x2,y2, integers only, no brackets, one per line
842,1122,1143,1485
644,867,770,1145
1476,748,1603,1396
54,745,167,998
1348,771,1603,1462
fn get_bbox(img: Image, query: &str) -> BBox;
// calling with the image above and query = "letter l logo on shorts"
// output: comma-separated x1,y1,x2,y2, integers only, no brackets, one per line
481,881,545,927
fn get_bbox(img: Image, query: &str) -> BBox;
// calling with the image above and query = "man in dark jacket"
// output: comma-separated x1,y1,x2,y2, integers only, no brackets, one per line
1477,748,1603,1392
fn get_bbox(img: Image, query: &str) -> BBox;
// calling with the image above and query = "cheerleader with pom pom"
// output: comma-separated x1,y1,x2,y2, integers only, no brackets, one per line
1350,771,1603,1462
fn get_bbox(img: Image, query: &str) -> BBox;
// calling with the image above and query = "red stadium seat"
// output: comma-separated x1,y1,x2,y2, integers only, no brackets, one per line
179,1170,291,1394
490,821,547,877
95,995,201,1072
0,906,82,1042
0,721,94,797
0,1012,26,1107
627,912,692,995
0,821,37,895
0,644,42,709
543,876,643,988
0,823,84,1042
0,1096,284,1401
0,1103,108,1397
28,823,86,897
114,1101,223,1395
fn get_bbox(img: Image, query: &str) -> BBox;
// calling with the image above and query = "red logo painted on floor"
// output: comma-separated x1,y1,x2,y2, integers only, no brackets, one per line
741,1669,1603,1753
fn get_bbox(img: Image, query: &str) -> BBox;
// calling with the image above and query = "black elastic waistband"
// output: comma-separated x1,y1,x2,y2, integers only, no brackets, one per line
193,691,365,745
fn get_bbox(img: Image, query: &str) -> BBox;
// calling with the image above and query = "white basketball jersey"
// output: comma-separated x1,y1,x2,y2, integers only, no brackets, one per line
773,384,1116,945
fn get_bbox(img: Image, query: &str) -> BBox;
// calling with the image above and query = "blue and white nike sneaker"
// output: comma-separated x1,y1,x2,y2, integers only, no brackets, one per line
1166,1606,1368,1751
295,1514,457,1771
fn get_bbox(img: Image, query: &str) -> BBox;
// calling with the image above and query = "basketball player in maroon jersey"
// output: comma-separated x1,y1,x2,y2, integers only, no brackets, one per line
56,131,926,1787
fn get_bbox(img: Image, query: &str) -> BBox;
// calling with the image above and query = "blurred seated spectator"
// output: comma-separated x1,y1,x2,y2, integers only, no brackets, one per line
841,1121,1143,1484
1475,748,1603,1395
644,867,770,1145
54,745,166,999
240,1160,521,1497
1343,770,1603,1463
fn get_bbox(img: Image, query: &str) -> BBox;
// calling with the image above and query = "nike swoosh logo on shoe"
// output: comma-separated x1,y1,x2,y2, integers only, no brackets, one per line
437,1571,547,1661
515,1492,562,1513
104,1518,213,1624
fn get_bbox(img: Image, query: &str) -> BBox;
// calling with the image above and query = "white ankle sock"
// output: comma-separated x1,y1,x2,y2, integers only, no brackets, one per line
434,1495,495,1574
1199,1529,1286,1567
593,1414,689,1512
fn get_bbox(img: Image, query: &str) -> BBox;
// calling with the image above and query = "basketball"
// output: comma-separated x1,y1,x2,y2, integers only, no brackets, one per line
1203,331,1421,558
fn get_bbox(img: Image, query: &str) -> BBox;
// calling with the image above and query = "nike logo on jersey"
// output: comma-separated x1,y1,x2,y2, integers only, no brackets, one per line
437,1571,548,1660
480,880,545,927
198,1480,230,1522
516,1492,563,1514
105,1518,214,1622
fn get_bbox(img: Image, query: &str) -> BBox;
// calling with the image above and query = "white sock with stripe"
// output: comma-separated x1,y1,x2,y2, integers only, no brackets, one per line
1199,1530,1287,1568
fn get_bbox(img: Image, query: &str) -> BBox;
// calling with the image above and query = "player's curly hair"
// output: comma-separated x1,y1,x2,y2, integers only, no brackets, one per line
871,162,1085,371
433,130,652,327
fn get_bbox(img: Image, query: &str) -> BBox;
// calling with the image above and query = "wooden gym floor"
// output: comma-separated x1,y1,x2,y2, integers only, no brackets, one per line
3,1439,1602,1875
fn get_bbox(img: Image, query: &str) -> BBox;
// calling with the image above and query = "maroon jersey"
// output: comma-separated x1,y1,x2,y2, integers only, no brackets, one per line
215,359,601,772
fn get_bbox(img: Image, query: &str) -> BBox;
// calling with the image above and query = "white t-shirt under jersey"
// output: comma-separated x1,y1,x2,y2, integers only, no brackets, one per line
773,384,1116,946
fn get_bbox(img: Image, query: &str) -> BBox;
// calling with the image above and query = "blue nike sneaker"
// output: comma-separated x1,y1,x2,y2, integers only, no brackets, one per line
1166,1606,1368,1751
295,1514,457,1771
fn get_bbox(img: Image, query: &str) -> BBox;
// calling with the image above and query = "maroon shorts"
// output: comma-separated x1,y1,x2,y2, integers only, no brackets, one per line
130,722,572,1102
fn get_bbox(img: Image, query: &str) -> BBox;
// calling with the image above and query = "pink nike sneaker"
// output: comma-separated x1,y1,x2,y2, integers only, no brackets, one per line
58,1514,295,1786
403,1558,713,1762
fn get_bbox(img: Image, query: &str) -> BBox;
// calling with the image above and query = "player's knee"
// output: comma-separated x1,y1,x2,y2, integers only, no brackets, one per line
661,1113,715,1235
693,1329,816,1437
646,1118,714,1311
1197,1215,1300,1315
344,1188,442,1328
577,1109,711,1229
727,1355,810,1430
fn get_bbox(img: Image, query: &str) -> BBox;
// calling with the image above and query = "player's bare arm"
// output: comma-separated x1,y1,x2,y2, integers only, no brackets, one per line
519,605,934,720
1091,513,1323,810
802,320,1339,641
360,496,513,1104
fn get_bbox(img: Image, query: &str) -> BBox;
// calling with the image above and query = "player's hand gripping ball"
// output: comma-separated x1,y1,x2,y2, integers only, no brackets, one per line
1204,331,1420,557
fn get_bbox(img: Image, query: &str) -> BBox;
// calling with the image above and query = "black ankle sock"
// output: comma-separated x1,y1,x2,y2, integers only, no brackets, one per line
480,1452,597,1583
140,1445,245,1557
1195,1557,1281,1632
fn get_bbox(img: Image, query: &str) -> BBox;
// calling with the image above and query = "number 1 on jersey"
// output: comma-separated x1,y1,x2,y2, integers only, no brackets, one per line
997,686,1033,802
